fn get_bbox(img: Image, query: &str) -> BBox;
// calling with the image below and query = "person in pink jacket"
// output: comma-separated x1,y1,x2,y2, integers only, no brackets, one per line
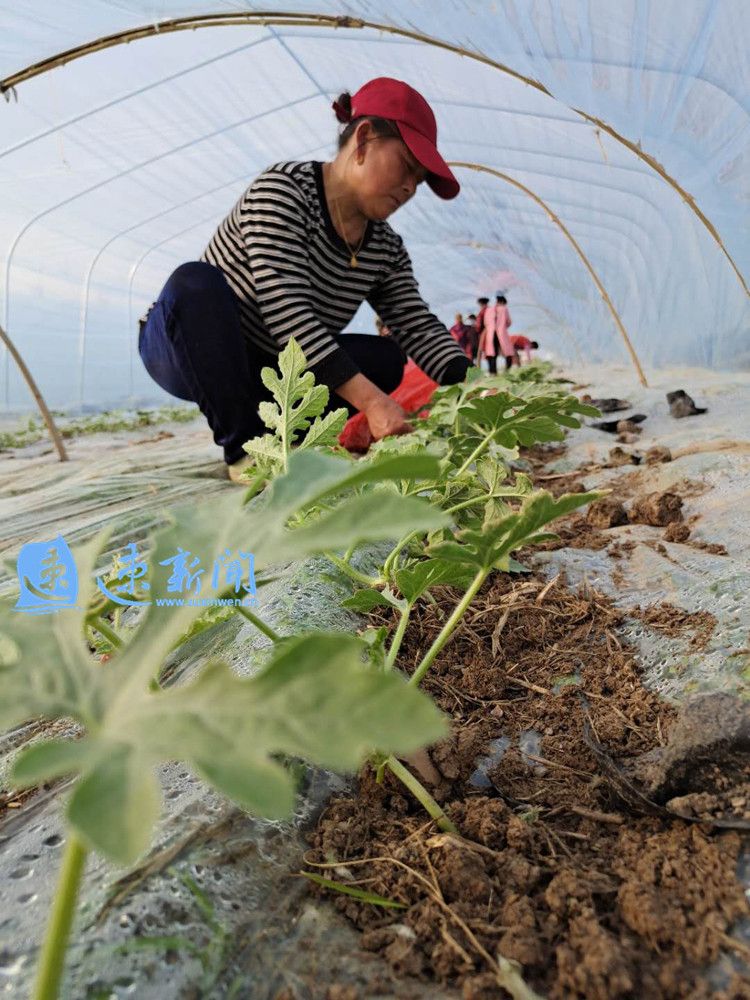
479,294,513,373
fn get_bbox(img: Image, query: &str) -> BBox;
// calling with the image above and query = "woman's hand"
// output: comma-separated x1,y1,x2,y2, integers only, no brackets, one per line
335,372,413,439
364,396,413,439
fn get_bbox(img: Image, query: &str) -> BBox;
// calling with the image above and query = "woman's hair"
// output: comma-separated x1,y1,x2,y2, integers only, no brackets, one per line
334,91,400,150
496,295,507,304
530,340,539,349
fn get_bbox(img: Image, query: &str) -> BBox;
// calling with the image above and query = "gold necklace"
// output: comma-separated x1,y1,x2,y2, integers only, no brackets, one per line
332,196,366,268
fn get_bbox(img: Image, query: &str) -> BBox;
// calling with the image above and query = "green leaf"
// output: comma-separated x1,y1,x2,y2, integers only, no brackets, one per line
11,738,96,787
341,588,403,612
300,871,406,909
266,449,444,518
475,462,534,499
297,408,349,451
106,490,252,693
104,459,446,699
0,555,104,732
275,492,449,558
457,390,595,451
240,339,349,476
429,489,601,571
193,755,294,820
259,339,329,441
368,429,442,461
5,631,445,865
229,634,446,771
508,557,531,574
359,625,390,671
242,433,283,473
394,558,473,603
66,744,161,865
9,454,450,730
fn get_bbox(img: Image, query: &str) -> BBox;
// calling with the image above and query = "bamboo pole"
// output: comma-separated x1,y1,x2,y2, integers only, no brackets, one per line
450,161,648,387
0,321,68,460
1,10,745,299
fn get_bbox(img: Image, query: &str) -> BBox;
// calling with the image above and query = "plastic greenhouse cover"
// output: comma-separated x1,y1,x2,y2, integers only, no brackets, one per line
0,1,748,411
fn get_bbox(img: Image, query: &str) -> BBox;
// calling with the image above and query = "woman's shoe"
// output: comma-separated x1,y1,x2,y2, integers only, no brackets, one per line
227,454,254,484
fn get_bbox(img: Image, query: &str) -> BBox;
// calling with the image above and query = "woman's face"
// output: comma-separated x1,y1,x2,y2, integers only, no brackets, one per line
349,123,428,220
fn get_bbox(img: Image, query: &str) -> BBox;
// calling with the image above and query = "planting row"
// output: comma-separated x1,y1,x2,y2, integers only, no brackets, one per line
0,340,600,999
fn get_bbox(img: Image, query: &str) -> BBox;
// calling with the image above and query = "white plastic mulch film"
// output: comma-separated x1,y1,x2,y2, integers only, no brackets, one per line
1,2,748,411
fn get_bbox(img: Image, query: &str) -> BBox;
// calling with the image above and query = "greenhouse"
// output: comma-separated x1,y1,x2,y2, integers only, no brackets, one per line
1,3,749,998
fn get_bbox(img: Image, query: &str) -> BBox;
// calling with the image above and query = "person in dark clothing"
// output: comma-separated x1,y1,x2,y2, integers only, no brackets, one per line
449,312,476,359
138,77,472,482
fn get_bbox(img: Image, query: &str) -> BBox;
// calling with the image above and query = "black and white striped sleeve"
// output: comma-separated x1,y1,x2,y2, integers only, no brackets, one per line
238,171,361,387
367,238,472,385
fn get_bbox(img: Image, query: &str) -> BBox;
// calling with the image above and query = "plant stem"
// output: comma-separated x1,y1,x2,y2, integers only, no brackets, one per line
454,431,493,479
410,567,488,687
403,483,437,498
236,606,281,642
447,492,519,516
385,756,457,833
382,530,419,581
384,491,516,583
91,617,122,650
384,605,411,671
444,496,484,516
324,552,381,589
33,834,88,1000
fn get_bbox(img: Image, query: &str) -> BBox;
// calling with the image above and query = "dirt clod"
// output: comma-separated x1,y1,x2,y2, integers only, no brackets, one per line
645,445,673,464
608,446,640,467
691,540,729,556
324,987,360,1000
629,601,716,651
587,497,629,528
664,521,691,542
630,490,684,526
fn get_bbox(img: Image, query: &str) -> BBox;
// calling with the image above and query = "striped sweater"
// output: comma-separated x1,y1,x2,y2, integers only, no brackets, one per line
200,160,470,388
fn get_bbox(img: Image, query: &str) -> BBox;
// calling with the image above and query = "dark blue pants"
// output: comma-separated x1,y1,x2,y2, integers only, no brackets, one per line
138,262,406,464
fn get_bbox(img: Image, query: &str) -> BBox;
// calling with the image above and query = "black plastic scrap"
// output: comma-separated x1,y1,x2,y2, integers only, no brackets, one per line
667,389,708,418
585,397,632,413
591,413,648,433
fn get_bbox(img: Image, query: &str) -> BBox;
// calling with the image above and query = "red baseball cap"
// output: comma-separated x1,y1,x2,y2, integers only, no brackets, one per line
338,77,459,200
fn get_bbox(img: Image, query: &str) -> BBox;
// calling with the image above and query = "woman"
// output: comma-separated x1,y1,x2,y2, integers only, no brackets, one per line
449,312,475,359
479,294,513,373
137,77,472,482
510,334,539,365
